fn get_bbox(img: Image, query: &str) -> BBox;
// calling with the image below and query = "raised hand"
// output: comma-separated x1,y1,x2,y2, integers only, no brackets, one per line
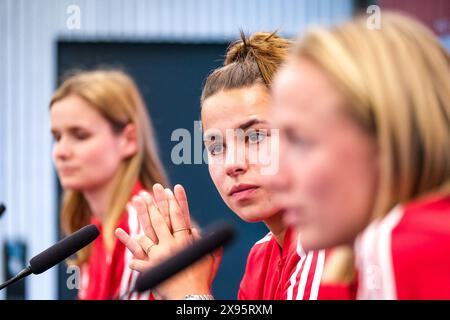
115,183,219,299
115,183,174,258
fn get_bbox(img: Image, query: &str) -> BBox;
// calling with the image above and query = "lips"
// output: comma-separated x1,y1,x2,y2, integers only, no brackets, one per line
58,167,78,175
229,184,260,201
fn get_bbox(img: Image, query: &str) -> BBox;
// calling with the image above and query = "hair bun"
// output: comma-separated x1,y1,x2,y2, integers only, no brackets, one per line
224,30,291,66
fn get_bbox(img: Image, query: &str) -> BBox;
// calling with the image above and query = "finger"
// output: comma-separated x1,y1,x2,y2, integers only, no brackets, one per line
138,191,159,239
139,190,155,208
174,184,191,228
136,234,156,257
139,189,155,203
148,201,173,242
139,190,158,217
166,188,191,242
133,195,158,244
153,184,171,231
115,228,147,260
129,258,154,273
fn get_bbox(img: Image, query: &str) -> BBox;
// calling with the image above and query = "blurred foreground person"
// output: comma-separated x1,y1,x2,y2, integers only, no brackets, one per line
269,12,450,299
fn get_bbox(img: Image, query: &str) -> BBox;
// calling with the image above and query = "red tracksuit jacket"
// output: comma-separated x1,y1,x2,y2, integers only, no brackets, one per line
355,194,450,299
238,227,355,300
78,181,153,300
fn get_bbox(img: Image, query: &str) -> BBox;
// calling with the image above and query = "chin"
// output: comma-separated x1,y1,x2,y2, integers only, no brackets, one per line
58,178,86,191
299,231,346,252
236,206,276,223
297,237,323,252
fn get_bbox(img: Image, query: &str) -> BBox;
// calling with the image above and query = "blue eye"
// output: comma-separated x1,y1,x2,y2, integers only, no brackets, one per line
247,130,267,144
208,143,224,156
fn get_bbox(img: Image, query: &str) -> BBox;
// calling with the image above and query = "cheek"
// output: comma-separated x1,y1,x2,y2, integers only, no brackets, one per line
301,156,336,208
294,150,349,237
304,147,378,248
289,148,331,200
80,137,122,172
208,163,226,196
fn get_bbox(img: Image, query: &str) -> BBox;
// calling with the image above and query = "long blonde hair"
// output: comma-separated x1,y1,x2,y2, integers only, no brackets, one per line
293,12,450,283
50,69,168,263
295,12,450,220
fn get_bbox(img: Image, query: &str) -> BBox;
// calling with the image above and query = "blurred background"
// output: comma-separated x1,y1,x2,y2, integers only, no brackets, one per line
0,0,448,300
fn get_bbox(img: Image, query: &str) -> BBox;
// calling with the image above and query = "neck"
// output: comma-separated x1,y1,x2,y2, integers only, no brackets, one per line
83,177,118,223
263,210,287,247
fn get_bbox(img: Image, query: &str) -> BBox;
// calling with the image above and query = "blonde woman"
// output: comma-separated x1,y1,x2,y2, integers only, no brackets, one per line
269,12,450,299
50,70,168,299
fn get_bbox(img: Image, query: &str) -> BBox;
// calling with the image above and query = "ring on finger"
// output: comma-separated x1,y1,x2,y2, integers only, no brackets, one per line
173,227,191,235
146,243,156,256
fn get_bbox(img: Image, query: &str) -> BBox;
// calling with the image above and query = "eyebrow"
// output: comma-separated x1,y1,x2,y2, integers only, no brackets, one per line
238,118,268,131
50,126,89,133
204,118,268,141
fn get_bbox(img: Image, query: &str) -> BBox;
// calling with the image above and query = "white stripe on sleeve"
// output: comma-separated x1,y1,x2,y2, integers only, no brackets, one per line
296,251,314,300
309,250,325,300
287,236,307,300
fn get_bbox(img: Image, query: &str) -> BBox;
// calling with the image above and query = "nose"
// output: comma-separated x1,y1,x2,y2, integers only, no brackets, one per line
224,140,248,177
53,136,73,161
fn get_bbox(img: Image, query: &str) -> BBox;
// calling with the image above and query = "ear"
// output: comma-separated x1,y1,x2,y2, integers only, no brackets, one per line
120,123,138,159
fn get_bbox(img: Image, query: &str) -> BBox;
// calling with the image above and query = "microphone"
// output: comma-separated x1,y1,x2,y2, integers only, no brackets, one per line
134,222,236,293
0,224,100,290
0,203,5,218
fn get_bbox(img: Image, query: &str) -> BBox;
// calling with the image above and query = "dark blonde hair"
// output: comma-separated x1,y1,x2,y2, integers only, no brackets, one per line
50,69,168,263
295,12,450,219
293,12,450,283
201,31,293,104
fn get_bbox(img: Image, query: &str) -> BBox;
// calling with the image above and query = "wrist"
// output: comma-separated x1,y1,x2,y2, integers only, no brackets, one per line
184,294,214,300
163,287,211,300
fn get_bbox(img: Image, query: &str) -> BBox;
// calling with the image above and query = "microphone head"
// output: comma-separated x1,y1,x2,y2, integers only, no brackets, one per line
29,224,100,274
134,222,236,293
0,203,5,218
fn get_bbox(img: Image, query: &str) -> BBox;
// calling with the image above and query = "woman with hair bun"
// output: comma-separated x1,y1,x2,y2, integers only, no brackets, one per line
117,32,355,300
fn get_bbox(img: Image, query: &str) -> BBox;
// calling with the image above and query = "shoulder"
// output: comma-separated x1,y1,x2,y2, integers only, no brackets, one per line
241,232,276,276
396,194,450,236
358,195,450,261
246,232,275,260
392,195,450,261
392,196,450,295
238,232,274,299
356,194,450,299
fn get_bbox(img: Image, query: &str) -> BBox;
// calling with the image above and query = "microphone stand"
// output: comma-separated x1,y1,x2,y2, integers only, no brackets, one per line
0,266,32,290
0,203,6,218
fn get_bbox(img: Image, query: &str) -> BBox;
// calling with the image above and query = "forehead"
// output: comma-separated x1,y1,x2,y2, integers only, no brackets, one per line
272,59,346,124
50,95,105,128
201,85,271,131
